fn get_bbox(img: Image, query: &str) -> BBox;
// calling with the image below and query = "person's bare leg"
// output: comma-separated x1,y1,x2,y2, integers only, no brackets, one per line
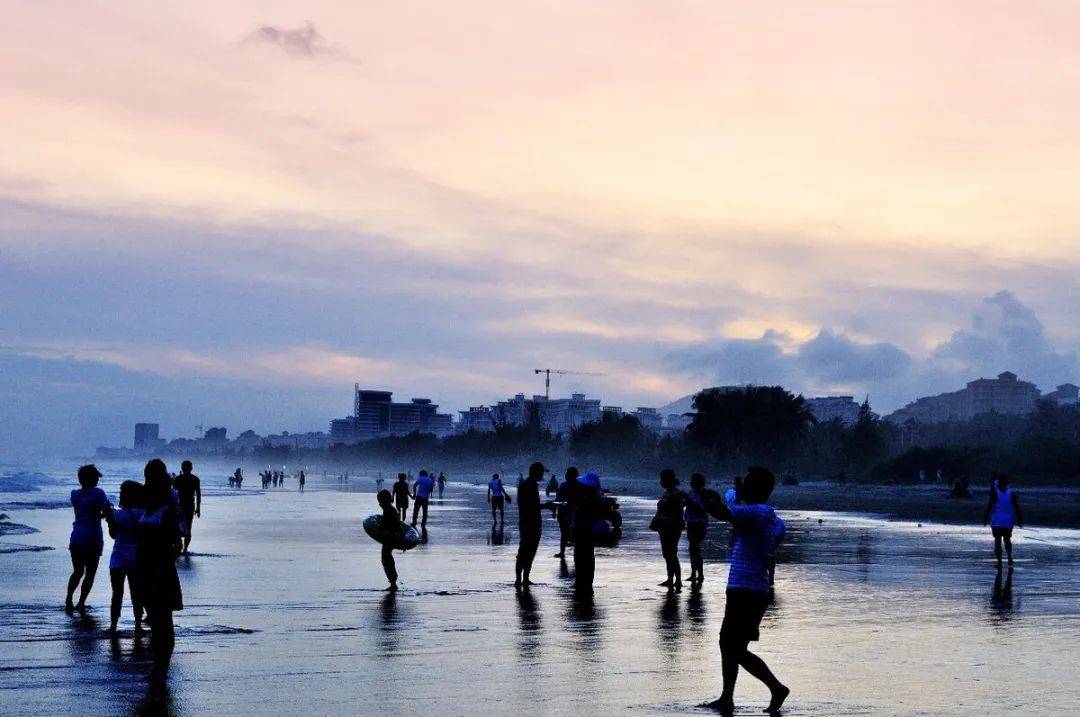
994,534,1003,564
706,640,743,714
66,554,84,611
739,649,789,713
1004,534,1013,565
76,555,99,609
109,569,124,631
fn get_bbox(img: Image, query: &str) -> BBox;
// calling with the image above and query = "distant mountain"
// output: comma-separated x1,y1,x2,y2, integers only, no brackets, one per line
659,394,696,417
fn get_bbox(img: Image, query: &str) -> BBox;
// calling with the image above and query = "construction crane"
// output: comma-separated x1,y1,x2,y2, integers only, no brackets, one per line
534,369,605,400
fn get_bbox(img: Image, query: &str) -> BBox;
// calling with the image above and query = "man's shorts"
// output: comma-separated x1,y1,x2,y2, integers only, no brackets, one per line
991,526,1013,538
491,495,505,509
719,588,770,644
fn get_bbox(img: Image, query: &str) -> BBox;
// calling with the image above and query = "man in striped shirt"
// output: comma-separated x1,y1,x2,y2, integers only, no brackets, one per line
705,466,789,716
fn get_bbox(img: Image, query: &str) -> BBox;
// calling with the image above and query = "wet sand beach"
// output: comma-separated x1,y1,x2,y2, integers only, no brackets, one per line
1,466,1078,715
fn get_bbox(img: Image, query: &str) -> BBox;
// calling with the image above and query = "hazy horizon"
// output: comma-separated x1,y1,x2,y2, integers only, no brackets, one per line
4,2,1080,457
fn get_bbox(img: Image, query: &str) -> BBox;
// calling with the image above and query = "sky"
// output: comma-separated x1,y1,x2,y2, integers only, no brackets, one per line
3,1,1080,457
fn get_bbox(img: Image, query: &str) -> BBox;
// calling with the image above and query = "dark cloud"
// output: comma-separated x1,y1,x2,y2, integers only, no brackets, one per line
244,22,347,60
932,290,1076,388
666,292,1076,412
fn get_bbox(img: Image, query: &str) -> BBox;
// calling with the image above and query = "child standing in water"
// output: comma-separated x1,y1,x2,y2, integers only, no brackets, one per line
108,480,144,633
684,473,720,585
377,490,405,591
984,473,1023,566
705,467,789,716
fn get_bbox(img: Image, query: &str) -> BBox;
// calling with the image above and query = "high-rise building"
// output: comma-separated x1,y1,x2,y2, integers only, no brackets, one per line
134,423,165,452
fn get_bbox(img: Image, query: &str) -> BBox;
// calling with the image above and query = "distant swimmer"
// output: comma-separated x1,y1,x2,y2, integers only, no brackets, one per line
488,473,510,526
66,464,114,613
393,473,410,522
411,470,435,528
138,459,185,685
650,469,686,590
298,470,306,492
376,489,406,591
173,460,201,555
515,462,555,588
108,480,144,634
984,473,1023,567
437,471,446,498
703,467,790,716
684,472,721,585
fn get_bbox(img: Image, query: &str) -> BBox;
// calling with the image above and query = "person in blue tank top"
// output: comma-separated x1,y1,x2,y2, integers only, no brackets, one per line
983,472,1023,566
65,464,114,613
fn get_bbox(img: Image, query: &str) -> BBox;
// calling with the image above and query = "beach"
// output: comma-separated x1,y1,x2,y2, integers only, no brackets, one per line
2,464,1079,715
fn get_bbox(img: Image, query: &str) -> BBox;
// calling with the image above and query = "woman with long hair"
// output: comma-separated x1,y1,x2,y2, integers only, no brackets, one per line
108,480,144,633
65,464,114,612
137,459,184,684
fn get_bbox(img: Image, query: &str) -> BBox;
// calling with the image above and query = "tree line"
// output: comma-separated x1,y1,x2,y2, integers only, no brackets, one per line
255,386,1080,485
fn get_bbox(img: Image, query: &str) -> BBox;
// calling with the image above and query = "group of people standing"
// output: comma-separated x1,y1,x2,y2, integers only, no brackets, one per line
391,470,445,527
65,459,193,685
258,469,305,490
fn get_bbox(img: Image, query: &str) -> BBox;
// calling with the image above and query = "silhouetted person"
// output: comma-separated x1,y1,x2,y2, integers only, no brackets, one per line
652,469,685,590
233,467,243,488
173,460,201,555
108,480,144,634
488,473,509,525
554,467,580,558
437,471,446,498
393,473,410,522
411,469,435,528
66,464,114,613
138,459,184,685
515,462,553,587
377,489,404,591
298,470,306,492
704,467,789,715
546,474,559,496
685,472,720,585
572,471,603,594
984,473,1023,566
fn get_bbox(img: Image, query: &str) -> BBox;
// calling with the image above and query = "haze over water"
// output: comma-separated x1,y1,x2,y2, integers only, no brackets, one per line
2,466,1078,715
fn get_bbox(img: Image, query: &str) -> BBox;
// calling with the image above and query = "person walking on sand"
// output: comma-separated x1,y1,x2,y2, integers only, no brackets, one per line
65,464,114,613
684,472,720,585
488,473,510,526
984,473,1023,566
393,473,410,522
377,489,405,591
650,469,686,590
108,480,144,634
572,471,603,594
546,473,559,496
703,467,790,716
298,470,306,492
437,471,446,498
411,470,435,528
515,462,553,588
137,459,185,686
173,460,201,555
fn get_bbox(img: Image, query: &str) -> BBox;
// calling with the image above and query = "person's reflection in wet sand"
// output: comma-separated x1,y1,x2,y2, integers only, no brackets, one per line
657,589,682,648
686,583,708,627
564,589,605,659
489,524,505,546
989,566,1015,623
376,590,404,657
69,611,101,664
133,682,175,717
557,555,571,580
515,588,542,662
